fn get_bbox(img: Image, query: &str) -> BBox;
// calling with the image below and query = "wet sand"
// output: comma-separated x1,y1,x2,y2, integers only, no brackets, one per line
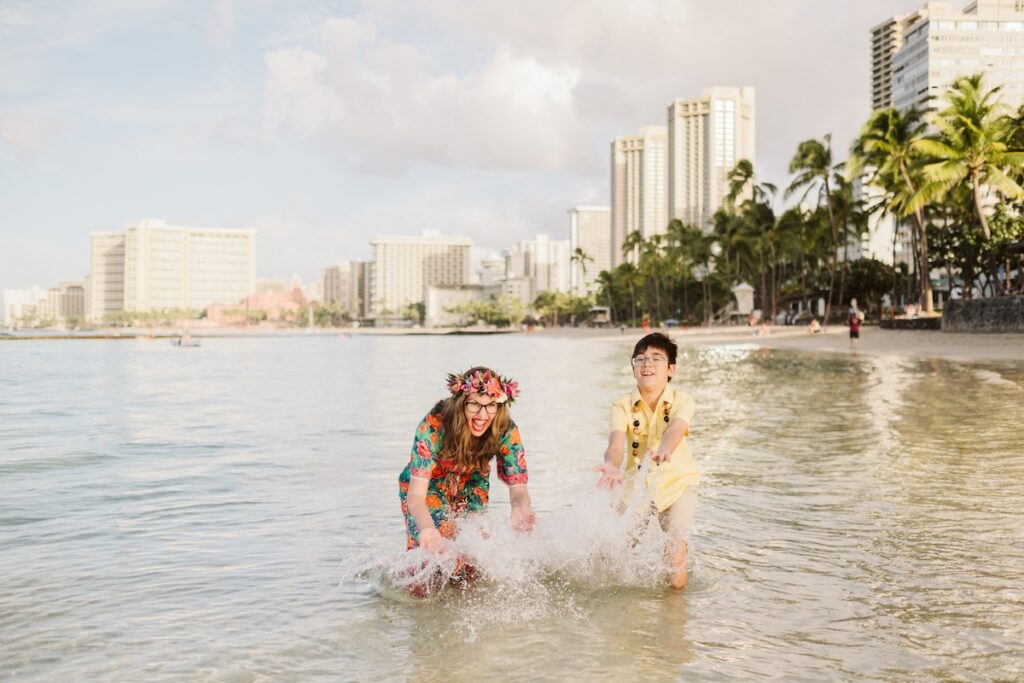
531,325,1024,363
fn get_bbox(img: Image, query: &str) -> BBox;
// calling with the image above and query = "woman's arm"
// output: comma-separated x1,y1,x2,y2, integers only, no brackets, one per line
406,477,446,553
508,484,534,532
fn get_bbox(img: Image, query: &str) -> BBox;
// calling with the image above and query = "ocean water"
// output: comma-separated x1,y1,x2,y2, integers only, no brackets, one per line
1,334,1022,681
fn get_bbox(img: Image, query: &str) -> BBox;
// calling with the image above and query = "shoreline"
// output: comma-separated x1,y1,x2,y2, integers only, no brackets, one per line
528,325,1024,364
3,324,1021,363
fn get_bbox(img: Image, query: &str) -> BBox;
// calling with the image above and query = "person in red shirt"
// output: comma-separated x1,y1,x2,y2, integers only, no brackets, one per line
848,301,862,349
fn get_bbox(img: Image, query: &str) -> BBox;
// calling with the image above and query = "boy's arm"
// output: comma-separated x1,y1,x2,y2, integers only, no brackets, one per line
649,418,689,464
603,430,626,467
593,430,626,489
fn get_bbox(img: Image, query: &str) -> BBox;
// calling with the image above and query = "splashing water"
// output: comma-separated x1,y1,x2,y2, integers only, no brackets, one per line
341,463,680,633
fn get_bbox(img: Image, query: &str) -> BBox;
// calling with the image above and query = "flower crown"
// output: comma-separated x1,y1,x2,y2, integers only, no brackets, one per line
446,369,520,405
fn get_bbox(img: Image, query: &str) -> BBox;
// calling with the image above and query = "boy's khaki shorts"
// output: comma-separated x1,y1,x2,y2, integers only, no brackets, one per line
658,486,697,547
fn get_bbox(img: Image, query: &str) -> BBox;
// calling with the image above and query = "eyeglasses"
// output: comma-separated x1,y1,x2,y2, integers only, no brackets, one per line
632,355,669,368
466,400,499,415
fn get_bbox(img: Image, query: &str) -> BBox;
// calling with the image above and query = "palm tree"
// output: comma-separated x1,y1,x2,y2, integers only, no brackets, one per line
622,230,644,265
787,135,843,322
851,106,934,312
595,270,618,322
913,74,1024,241
571,247,594,295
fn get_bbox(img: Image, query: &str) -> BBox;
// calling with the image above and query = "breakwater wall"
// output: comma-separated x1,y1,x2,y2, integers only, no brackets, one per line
942,295,1024,333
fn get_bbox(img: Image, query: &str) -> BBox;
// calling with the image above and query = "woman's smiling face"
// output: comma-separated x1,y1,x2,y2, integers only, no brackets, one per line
464,392,497,436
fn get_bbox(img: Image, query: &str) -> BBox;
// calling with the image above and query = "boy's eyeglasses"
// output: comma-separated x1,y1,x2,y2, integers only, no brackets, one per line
632,356,668,368
466,400,499,415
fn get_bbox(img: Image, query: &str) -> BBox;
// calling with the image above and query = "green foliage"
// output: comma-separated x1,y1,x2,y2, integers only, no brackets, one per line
531,291,592,326
103,308,202,327
445,295,524,327
402,301,425,325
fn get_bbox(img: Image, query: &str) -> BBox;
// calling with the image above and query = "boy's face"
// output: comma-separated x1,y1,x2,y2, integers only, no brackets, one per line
631,346,675,392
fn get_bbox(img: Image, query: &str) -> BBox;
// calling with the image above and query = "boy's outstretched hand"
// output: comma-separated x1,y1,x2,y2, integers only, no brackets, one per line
647,446,672,464
593,463,624,490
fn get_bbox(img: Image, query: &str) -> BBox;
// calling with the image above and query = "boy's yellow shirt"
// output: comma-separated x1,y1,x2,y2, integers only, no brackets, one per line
611,384,699,512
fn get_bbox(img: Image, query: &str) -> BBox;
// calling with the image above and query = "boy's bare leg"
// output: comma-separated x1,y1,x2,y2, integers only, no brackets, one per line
669,539,688,589
659,489,696,589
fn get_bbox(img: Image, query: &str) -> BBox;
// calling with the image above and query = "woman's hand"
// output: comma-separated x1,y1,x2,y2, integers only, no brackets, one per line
510,504,535,533
593,463,624,490
417,526,449,555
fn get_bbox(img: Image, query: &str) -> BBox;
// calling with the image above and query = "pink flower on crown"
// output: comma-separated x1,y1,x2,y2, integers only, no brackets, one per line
503,380,520,400
444,369,520,405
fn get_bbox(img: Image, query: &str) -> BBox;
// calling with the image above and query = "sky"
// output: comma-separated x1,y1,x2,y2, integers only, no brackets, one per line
0,0,929,291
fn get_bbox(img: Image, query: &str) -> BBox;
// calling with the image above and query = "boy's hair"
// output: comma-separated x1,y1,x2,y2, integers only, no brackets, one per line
632,332,678,366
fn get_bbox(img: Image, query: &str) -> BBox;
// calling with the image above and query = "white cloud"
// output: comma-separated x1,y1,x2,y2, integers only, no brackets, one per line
207,0,236,50
262,15,594,174
263,0,928,189
0,112,64,163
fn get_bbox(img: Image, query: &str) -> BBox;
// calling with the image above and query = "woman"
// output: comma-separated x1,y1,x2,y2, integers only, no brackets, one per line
398,366,535,564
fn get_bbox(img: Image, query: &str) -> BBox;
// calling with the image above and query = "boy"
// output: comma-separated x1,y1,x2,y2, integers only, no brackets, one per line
593,332,698,589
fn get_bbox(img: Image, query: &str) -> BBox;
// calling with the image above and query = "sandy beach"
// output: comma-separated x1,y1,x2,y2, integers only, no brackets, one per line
531,325,1024,363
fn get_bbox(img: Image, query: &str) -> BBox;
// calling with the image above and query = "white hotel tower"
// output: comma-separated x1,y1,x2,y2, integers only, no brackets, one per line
667,87,756,231
610,126,668,266
368,230,472,320
89,219,255,321
873,0,1024,112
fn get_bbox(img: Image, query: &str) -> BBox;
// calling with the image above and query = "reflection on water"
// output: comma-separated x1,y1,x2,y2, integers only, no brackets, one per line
1,336,1022,680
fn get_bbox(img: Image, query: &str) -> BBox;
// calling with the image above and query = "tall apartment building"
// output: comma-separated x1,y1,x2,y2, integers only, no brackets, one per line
568,206,612,295
323,261,370,319
668,87,756,231
871,11,930,109
504,234,571,300
478,257,507,286
89,231,126,322
2,281,85,327
872,0,1024,112
611,126,668,265
88,220,255,321
369,230,472,319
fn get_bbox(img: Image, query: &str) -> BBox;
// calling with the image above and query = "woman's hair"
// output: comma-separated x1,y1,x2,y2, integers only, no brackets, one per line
433,365,511,472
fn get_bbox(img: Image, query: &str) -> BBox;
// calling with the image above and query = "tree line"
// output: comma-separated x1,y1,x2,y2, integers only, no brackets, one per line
589,73,1023,326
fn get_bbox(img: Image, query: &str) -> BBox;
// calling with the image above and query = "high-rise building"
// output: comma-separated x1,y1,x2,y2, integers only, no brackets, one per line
668,87,756,231
48,281,86,322
871,11,930,110
504,234,571,300
568,206,612,294
478,257,507,286
323,261,370,319
88,219,255,322
88,232,126,322
873,1,1024,112
611,126,668,265
369,230,472,319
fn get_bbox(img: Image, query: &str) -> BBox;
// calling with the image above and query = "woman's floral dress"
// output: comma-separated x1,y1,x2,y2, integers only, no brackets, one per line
398,411,528,549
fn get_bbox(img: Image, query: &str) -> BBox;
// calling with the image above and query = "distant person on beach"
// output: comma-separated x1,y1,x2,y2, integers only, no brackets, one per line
593,332,698,589
808,317,822,334
398,367,534,587
848,300,862,349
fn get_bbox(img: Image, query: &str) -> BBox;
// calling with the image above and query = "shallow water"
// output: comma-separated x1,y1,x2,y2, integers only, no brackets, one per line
1,335,1022,681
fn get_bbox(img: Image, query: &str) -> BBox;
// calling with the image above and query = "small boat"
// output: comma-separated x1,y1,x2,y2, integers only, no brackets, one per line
171,338,201,347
